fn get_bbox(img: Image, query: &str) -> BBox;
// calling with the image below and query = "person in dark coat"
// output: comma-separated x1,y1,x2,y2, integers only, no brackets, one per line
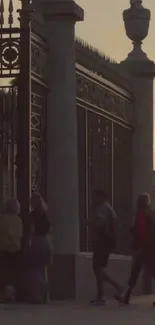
120,192,155,305
89,190,122,305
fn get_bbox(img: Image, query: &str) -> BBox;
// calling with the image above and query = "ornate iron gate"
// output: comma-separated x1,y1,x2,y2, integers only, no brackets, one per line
76,63,134,255
0,0,47,222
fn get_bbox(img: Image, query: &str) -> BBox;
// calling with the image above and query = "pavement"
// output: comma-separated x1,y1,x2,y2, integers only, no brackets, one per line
0,296,155,325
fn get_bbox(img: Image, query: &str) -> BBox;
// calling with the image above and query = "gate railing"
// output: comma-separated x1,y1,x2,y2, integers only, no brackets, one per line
0,0,20,211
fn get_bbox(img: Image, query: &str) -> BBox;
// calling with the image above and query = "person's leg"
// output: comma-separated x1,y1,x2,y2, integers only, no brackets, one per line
102,269,122,292
0,252,8,301
24,236,48,304
91,253,105,304
121,250,143,304
145,253,155,306
95,268,104,301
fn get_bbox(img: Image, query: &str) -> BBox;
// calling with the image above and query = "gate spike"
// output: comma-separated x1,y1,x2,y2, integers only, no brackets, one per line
0,0,4,26
8,0,14,25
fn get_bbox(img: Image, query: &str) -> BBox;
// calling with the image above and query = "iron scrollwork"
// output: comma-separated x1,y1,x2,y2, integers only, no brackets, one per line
0,0,20,78
31,39,47,81
0,38,20,75
76,72,134,124
31,93,45,194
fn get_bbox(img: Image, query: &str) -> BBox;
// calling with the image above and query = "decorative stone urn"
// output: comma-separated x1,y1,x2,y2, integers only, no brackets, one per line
123,0,151,60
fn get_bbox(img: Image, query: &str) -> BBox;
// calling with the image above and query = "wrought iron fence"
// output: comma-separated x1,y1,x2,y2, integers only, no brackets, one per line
76,64,134,255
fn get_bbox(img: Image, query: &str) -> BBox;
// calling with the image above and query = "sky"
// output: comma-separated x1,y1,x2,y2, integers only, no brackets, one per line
4,0,155,62
75,0,155,62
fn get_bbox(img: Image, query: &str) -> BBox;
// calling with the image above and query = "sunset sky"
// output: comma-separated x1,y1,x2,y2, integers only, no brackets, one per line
75,0,155,62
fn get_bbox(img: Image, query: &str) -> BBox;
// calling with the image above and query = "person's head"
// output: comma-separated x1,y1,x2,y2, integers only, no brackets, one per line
4,198,20,215
137,192,151,210
31,193,47,213
94,190,109,207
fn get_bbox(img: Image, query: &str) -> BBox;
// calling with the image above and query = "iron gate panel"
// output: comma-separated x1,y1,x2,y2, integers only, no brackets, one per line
0,86,17,209
76,65,134,254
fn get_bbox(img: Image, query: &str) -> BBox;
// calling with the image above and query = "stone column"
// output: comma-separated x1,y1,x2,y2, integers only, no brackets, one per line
121,0,155,294
36,0,84,299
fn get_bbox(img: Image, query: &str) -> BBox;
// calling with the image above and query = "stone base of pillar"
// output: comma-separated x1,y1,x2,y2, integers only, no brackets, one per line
49,254,76,300
47,253,153,300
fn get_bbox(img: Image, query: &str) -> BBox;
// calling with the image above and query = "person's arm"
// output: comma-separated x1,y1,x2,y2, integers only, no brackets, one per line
22,213,34,251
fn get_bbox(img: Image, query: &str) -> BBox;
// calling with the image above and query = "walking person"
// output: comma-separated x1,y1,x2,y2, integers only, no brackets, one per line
0,199,23,302
120,192,155,305
89,190,122,305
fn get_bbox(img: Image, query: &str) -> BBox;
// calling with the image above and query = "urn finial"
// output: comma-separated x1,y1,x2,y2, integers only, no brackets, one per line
123,0,151,60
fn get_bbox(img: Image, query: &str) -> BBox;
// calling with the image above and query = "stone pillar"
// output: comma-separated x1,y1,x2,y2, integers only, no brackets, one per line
37,0,84,299
123,61,154,205
121,0,155,294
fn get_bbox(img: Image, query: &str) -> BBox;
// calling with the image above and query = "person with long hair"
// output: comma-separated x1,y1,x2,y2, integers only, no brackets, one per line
23,193,52,304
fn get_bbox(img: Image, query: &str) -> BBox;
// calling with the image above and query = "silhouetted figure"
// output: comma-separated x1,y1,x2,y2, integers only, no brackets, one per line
89,190,122,305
